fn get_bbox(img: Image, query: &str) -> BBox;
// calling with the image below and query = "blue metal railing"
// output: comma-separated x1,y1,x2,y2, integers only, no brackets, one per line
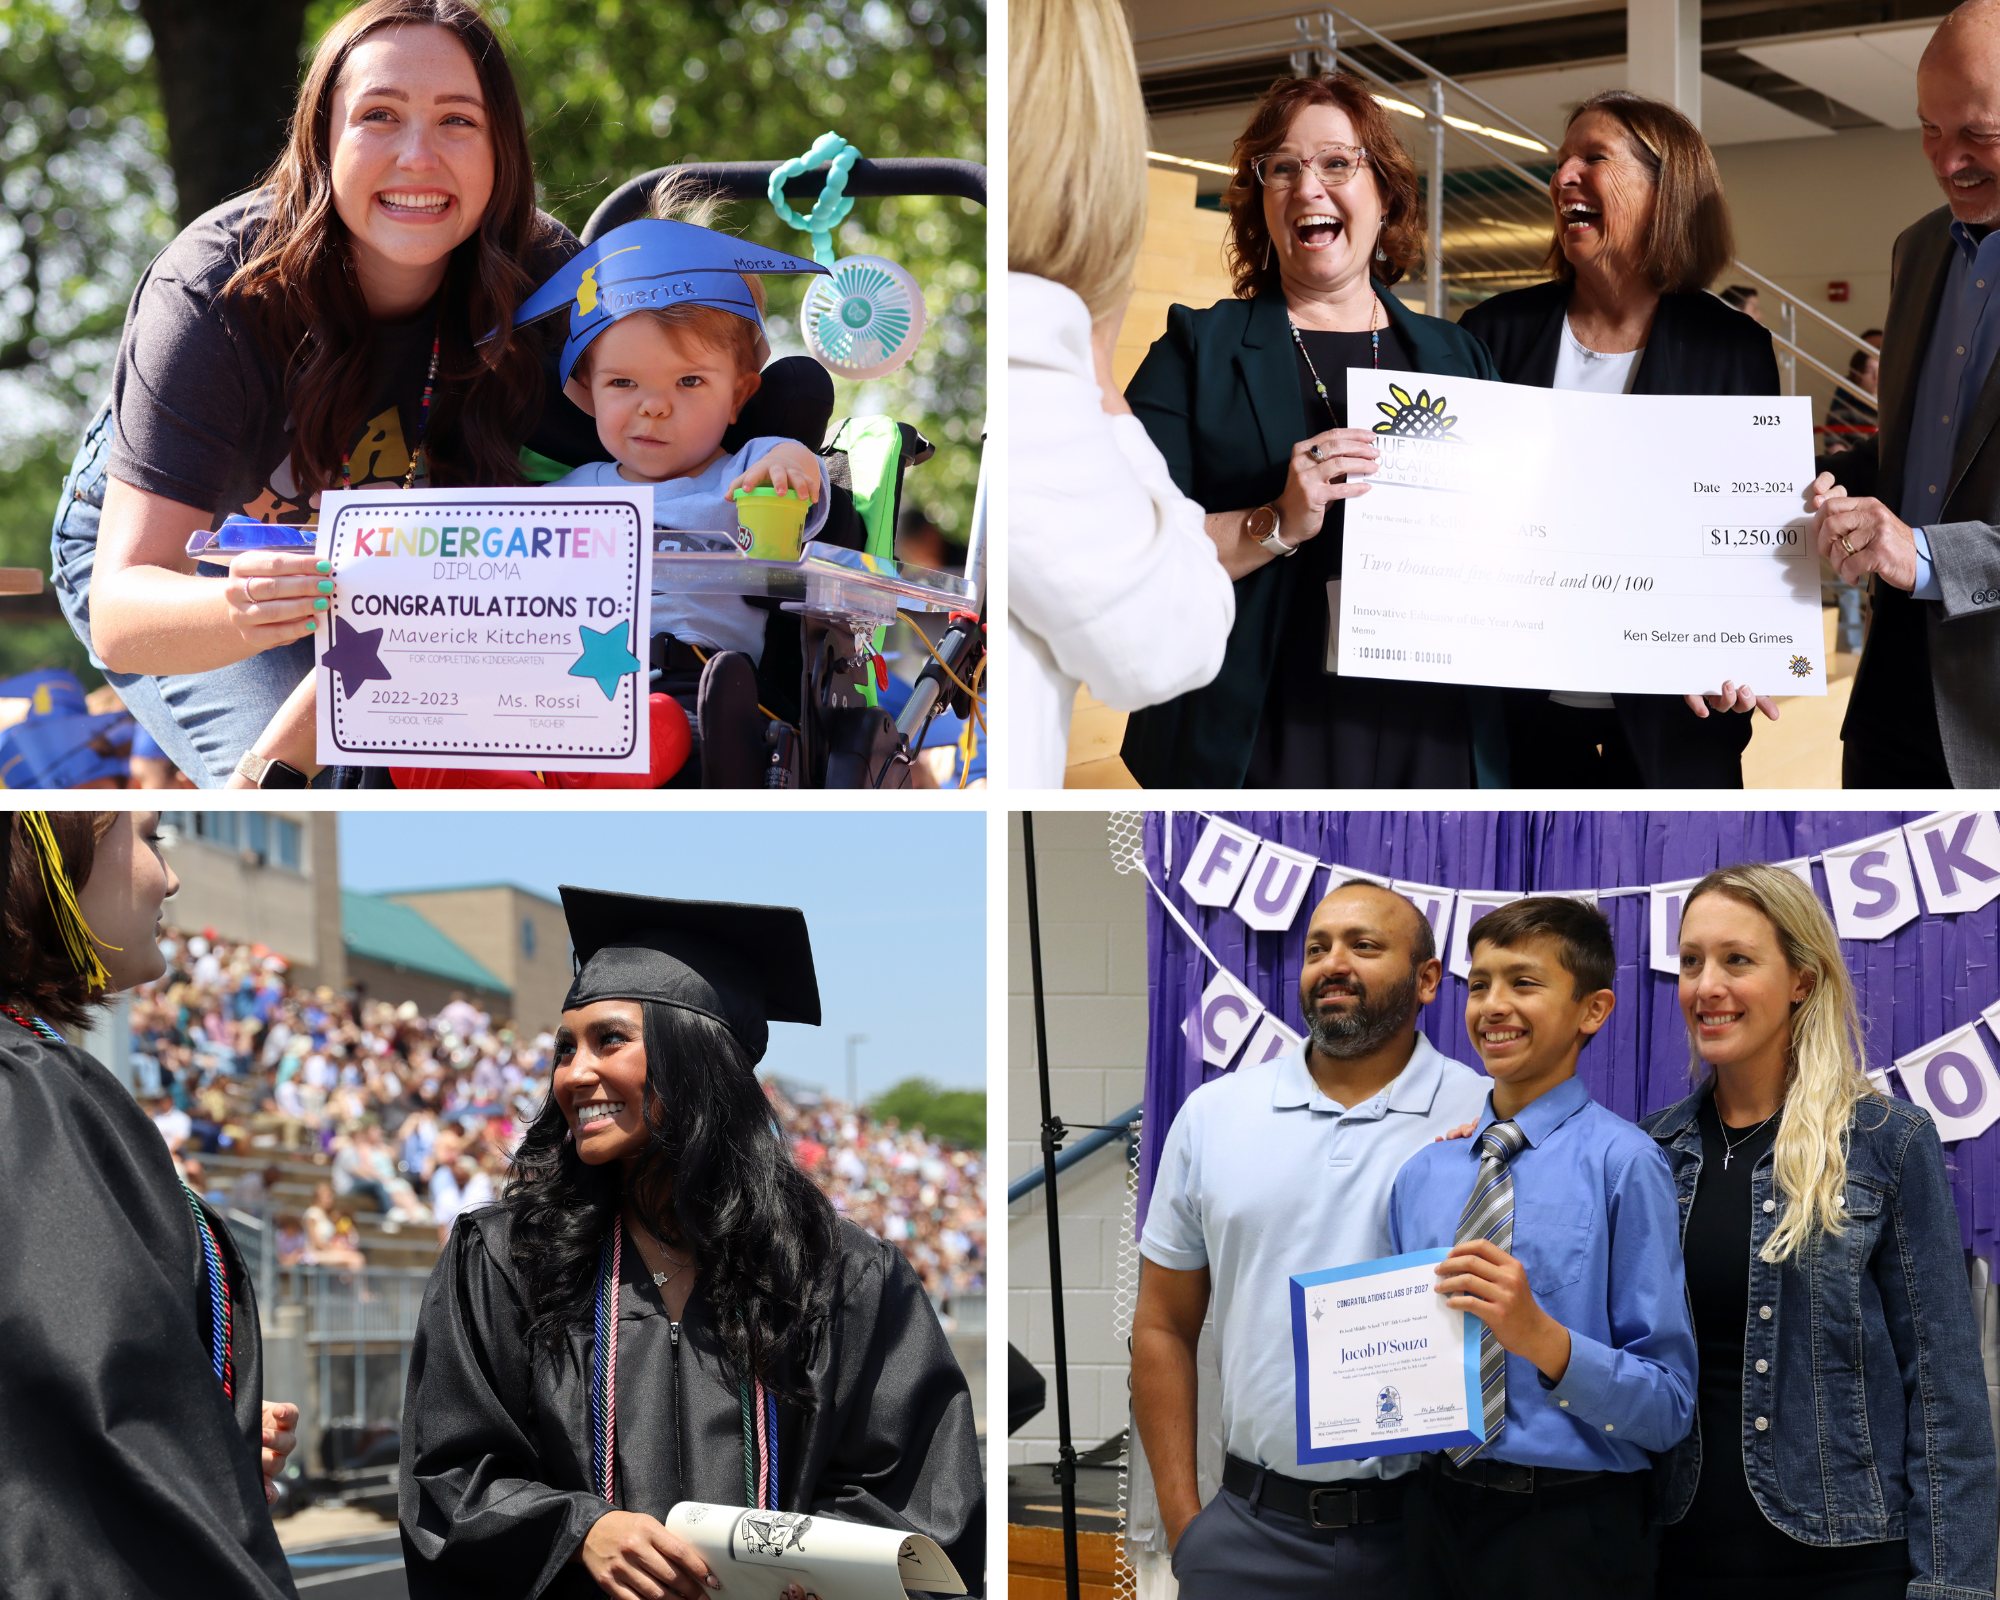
1007,1102,1143,1204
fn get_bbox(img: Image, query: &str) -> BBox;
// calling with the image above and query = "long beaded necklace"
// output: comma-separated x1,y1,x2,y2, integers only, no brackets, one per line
1,1000,233,1399
589,1224,779,1509
1289,296,1380,424
341,331,440,490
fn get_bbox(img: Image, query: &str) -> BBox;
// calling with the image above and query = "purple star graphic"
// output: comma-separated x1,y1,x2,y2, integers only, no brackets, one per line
320,613,393,700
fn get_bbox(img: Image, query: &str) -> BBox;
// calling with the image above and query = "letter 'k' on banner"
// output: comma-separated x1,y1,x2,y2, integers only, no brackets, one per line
1821,828,1922,940
1904,811,2000,917
1179,817,1261,908
1895,1023,2000,1142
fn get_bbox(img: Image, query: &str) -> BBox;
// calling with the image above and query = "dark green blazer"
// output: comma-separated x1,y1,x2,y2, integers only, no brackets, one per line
1119,285,1500,789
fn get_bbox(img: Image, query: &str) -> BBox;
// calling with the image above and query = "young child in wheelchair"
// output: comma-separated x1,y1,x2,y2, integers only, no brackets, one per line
535,183,833,784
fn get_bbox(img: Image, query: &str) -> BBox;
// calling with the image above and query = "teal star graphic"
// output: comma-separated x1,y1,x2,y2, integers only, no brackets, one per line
568,622,641,701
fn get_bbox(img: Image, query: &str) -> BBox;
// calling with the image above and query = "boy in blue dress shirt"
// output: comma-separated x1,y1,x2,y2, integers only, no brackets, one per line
1388,897,1695,1600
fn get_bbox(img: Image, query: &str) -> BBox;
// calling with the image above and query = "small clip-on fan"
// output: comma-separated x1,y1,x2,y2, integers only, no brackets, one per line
770,133,925,380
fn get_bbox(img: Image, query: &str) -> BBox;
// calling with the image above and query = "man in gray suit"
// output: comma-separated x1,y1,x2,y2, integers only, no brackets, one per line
1815,0,2000,787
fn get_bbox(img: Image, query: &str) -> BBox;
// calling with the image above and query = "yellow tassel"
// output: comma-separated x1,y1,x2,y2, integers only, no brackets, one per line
20,811,119,991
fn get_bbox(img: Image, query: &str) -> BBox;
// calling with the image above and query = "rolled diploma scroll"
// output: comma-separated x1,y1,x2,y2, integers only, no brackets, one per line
663,1504,967,1600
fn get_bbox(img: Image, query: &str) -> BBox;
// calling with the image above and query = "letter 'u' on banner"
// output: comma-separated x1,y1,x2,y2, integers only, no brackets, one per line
1242,1011,1305,1071
1903,810,2000,917
1450,890,1526,980
1180,817,1262,908
1392,881,1457,955
1650,877,1703,976
1894,1023,2000,1142
1233,840,1321,932
1822,827,1921,941
1191,969,1261,1069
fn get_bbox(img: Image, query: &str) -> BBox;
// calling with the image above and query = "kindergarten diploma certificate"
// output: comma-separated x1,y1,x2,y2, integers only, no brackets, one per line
313,486,652,773
1334,370,1827,697
1290,1249,1482,1464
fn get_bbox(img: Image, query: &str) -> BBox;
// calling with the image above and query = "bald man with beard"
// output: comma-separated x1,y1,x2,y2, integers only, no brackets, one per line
1132,882,1489,1600
1814,0,2000,786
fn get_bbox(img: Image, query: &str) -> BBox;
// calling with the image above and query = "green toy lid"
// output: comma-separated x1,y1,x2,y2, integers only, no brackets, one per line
730,485,802,500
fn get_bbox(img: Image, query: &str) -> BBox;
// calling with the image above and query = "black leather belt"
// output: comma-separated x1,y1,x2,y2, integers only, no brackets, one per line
1428,1455,1607,1495
1222,1453,1407,1528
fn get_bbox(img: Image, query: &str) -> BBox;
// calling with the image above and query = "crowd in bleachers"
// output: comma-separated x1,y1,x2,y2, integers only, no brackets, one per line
132,926,984,1299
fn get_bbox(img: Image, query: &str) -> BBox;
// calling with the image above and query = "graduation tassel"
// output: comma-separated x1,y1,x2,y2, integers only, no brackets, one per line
591,1228,621,1501
20,811,119,991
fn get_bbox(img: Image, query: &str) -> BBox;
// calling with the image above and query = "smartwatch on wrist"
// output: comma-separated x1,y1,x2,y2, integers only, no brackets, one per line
235,752,310,789
1245,504,1297,558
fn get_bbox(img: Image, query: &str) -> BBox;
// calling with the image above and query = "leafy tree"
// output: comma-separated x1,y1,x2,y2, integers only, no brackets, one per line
868,1075,984,1150
0,0,177,457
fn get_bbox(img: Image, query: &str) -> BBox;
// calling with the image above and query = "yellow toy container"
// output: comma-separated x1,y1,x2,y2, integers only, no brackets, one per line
730,486,810,562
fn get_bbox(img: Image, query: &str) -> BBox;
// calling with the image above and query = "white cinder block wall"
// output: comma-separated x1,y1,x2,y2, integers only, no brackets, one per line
1009,811,1149,1468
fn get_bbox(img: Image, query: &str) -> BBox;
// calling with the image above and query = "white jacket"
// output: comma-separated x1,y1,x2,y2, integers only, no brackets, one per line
1007,273,1235,788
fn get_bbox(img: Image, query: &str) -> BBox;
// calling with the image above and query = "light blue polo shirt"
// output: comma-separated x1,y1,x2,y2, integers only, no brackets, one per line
1141,1033,1490,1482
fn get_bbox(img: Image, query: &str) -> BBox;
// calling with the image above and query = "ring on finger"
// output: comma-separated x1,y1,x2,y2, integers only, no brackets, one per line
1307,443,1325,462
1840,535,1855,556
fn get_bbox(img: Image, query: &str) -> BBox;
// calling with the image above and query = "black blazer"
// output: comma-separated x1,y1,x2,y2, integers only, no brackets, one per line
1459,281,1781,787
1118,285,1501,788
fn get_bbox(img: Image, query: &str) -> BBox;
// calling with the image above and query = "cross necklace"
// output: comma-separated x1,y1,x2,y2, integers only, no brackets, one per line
1720,1110,1778,1169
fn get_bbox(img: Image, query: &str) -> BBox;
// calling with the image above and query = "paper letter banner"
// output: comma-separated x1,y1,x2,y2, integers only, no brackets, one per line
1650,877,1701,976
1986,999,2000,1046
1823,828,1921,941
1450,891,1525,980
1895,1023,2000,1143
1242,1012,1305,1071
1195,970,1260,1068
1233,840,1321,932
1905,811,2000,917
1392,881,1457,954
1181,817,1261,908
1777,857,1815,887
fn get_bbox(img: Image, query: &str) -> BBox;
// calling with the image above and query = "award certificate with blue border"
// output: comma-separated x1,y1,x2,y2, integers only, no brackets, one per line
1290,1248,1483,1464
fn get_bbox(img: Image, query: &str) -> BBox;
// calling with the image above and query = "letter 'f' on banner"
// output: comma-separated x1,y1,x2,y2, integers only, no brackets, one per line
1180,817,1262,908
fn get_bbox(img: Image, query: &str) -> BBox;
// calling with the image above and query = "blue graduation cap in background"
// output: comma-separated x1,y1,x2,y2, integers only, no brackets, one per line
0,709,134,789
514,219,828,388
0,668,88,720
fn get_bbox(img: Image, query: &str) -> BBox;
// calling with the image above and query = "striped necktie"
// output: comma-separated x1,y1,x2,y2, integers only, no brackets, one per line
1447,1118,1528,1466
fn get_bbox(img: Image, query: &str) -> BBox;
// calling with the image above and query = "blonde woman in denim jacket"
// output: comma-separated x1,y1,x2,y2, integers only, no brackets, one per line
1640,864,1996,1600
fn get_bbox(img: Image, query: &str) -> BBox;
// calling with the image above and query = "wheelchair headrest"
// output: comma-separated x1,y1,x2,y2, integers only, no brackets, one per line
723,354,835,456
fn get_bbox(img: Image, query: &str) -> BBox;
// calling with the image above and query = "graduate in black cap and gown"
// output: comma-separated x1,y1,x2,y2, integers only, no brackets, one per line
0,809,298,1598
398,888,984,1600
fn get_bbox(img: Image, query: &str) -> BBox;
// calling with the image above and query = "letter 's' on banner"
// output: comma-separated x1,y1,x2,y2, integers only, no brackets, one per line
1822,827,1921,941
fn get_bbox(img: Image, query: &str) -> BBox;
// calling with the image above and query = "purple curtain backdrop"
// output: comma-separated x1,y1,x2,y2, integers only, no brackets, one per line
1137,811,2000,1261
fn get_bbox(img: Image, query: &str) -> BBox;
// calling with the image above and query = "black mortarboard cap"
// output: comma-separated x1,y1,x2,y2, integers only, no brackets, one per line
558,886,820,1066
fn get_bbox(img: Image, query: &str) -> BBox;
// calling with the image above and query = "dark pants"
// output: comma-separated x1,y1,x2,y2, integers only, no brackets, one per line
1405,1464,1656,1600
1170,1484,1409,1600
1503,695,1646,788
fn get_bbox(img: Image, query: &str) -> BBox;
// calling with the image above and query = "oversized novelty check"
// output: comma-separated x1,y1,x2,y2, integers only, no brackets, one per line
1335,370,1826,697
664,1503,967,1600
314,487,653,772
1290,1248,1482,1464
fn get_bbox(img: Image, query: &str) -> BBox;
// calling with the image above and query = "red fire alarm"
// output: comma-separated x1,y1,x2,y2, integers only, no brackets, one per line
1828,280,1850,302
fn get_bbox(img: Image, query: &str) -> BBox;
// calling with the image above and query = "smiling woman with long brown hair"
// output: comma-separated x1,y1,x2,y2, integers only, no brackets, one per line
49,0,601,789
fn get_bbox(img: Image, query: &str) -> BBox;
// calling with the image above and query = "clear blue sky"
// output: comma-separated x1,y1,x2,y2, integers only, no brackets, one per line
339,811,986,1096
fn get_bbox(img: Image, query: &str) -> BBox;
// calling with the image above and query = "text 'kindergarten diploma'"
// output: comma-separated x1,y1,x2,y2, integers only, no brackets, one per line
1290,1248,1483,1464
314,486,653,773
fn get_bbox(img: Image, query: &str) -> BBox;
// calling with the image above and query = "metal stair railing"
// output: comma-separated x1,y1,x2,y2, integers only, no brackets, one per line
1135,7,1880,412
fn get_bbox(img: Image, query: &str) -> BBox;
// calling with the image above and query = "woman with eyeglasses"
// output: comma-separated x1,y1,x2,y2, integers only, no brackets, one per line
1458,92,1782,788
1119,72,1503,790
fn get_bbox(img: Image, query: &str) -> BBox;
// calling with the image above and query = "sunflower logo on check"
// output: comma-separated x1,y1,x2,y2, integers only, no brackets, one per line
1374,385,1460,440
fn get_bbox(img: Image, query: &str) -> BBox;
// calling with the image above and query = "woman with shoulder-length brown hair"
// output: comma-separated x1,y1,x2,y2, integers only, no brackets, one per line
1459,89,1784,790
50,0,600,789
1119,72,1505,790
0,810,301,1597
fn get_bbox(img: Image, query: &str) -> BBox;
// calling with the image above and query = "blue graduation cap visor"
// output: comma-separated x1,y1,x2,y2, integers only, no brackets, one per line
513,219,829,389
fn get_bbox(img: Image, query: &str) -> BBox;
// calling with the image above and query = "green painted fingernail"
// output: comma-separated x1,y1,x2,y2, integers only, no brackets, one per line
317,580,333,594
316,560,331,574
314,597,328,611
306,618,316,631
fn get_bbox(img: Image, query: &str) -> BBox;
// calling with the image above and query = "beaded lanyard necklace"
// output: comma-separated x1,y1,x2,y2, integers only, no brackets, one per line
1289,297,1381,423
0,1001,233,1399
341,332,441,490
589,1225,778,1508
